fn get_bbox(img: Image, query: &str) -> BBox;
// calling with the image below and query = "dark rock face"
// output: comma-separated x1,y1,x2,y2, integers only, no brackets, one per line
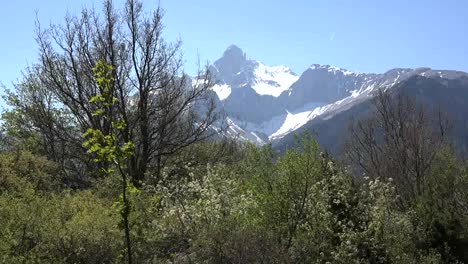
211,45,253,87
275,74,468,154
281,65,366,109
223,86,283,123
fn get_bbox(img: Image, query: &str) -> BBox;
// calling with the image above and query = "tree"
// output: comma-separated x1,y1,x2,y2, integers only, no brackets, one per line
345,89,468,262
83,60,135,263
345,89,450,207
2,69,86,187
4,0,220,186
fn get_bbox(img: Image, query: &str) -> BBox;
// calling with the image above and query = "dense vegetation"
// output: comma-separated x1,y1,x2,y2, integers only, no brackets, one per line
1,131,467,263
1,0,467,263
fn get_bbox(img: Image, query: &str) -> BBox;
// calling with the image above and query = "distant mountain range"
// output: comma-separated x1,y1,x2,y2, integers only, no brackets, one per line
208,45,468,152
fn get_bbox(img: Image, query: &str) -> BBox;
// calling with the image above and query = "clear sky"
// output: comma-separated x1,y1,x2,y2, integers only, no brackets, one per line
1,0,468,91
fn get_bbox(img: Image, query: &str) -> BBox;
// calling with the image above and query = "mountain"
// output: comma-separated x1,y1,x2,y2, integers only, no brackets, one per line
275,73,468,153
210,45,299,99
208,45,468,150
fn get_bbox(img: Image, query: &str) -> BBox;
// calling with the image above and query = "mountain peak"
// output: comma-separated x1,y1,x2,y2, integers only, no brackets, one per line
309,64,358,76
213,45,249,85
225,44,243,53
310,64,330,69
222,44,245,60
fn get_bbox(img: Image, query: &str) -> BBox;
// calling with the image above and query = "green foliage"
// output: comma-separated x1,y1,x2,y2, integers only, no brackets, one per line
412,147,468,262
83,60,134,168
82,60,136,263
1,132,467,263
0,130,121,263
123,133,459,263
0,181,120,263
0,151,61,193
7,0,467,263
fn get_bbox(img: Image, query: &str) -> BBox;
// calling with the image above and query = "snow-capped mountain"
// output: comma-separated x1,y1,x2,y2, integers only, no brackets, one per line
209,45,468,147
210,45,299,100
275,72,468,153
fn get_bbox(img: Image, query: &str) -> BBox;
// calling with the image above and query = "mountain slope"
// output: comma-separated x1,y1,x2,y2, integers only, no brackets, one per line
208,45,468,148
210,45,299,100
275,73,468,153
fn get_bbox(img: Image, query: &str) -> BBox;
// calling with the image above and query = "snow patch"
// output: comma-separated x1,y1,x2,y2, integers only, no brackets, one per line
212,84,231,100
251,62,299,97
350,89,360,98
310,64,359,76
227,102,324,142
224,117,267,145
270,111,314,139
268,102,325,140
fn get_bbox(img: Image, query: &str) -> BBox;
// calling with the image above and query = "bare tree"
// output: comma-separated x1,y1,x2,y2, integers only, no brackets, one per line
345,89,450,207
3,66,89,186
5,0,220,186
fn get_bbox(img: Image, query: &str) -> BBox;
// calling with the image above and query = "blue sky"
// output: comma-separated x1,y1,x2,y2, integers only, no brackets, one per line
1,0,468,91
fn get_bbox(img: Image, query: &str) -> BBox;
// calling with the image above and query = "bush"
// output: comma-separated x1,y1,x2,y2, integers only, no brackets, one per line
1,136,466,263
0,151,61,193
0,181,120,263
